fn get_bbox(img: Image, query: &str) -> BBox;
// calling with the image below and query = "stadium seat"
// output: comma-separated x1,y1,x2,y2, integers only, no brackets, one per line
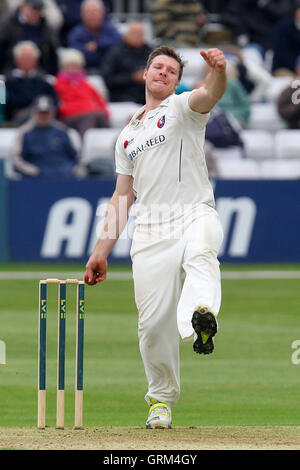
86,75,110,100
108,102,141,128
260,159,300,179
241,130,274,160
273,130,300,159
177,48,206,81
241,47,272,102
68,128,82,154
217,158,260,179
212,146,244,161
248,102,287,131
81,128,121,162
242,46,265,68
264,76,292,102
0,128,18,178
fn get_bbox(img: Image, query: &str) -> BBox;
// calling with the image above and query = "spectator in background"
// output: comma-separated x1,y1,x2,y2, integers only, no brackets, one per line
222,0,293,54
6,0,64,32
195,60,250,127
54,48,110,138
221,44,271,102
56,0,84,46
0,0,58,75
149,0,207,47
101,21,152,105
13,95,78,178
55,0,112,45
277,55,300,127
216,64,250,127
1,0,63,32
5,41,57,124
272,1,300,76
67,0,121,73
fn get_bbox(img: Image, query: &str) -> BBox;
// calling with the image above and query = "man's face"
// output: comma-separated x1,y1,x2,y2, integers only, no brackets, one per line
35,110,54,126
20,5,42,25
143,55,180,100
82,2,105,30
125,22,145,49
15,46,38,72
295,8,300,21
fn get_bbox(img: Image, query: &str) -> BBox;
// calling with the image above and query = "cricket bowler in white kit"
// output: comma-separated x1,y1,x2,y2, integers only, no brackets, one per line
85,45,227,429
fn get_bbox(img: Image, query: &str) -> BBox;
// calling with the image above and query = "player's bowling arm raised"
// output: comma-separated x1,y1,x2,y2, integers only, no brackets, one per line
189,48,227,114
85,174,134,285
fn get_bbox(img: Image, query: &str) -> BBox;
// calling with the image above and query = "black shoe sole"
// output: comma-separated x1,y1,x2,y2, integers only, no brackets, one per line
146,422,172,429
192,308,218,355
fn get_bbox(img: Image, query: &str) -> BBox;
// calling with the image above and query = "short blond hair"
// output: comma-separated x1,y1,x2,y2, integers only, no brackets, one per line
59,48,86,69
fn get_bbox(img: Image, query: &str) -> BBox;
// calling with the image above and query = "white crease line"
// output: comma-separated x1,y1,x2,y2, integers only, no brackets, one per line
0,271,131,280
0,271,299,280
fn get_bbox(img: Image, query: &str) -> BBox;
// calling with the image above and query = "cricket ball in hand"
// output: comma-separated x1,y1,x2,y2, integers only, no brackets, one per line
84,272,97,285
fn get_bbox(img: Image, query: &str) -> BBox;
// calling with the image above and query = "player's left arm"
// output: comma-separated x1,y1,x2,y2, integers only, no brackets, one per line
189,48,227,114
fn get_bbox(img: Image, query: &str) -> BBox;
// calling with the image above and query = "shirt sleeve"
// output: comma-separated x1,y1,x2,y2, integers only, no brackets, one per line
172,91,210,129
115,132,134,176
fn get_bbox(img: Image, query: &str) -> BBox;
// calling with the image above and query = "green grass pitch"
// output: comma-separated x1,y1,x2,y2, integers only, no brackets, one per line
0,263,299,428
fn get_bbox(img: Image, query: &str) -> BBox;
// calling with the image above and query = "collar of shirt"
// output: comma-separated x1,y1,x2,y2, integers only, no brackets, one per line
12,68,39,78
129,95,172,127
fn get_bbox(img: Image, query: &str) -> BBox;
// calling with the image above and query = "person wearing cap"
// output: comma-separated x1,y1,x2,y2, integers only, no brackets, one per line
5,40,58,124
0,0,58,75
13,95,78,178
1,0,63,33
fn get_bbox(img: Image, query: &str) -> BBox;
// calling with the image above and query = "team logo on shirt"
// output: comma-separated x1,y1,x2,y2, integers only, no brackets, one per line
124,138,134,148
157,115,165,128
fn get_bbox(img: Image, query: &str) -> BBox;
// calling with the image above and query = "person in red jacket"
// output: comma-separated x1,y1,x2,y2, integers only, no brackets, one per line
54,47,110,137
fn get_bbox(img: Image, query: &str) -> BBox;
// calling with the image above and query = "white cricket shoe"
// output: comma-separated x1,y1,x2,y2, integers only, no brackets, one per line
146,400,172,429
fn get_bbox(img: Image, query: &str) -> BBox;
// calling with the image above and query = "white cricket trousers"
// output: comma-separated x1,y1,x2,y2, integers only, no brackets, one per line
130,205,223,406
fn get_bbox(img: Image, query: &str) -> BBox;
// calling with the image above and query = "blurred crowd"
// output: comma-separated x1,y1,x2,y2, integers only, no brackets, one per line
0,0,300,179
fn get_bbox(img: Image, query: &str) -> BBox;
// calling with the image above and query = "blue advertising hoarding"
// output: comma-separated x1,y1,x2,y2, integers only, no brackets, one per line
0,161,7,262
7,179,300,263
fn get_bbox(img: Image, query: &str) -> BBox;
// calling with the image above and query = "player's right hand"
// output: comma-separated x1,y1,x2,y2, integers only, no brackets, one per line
84,254,107,285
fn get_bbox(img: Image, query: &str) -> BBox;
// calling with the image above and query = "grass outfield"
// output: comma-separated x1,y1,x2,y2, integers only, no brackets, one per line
0,263,299,435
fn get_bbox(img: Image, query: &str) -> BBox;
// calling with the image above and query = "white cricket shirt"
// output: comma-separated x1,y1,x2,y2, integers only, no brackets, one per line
115,91,215,225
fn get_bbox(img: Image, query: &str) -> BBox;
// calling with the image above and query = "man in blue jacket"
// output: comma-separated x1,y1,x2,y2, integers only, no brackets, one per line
13,95,78,178
272,1,300,75
67,0,121,73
